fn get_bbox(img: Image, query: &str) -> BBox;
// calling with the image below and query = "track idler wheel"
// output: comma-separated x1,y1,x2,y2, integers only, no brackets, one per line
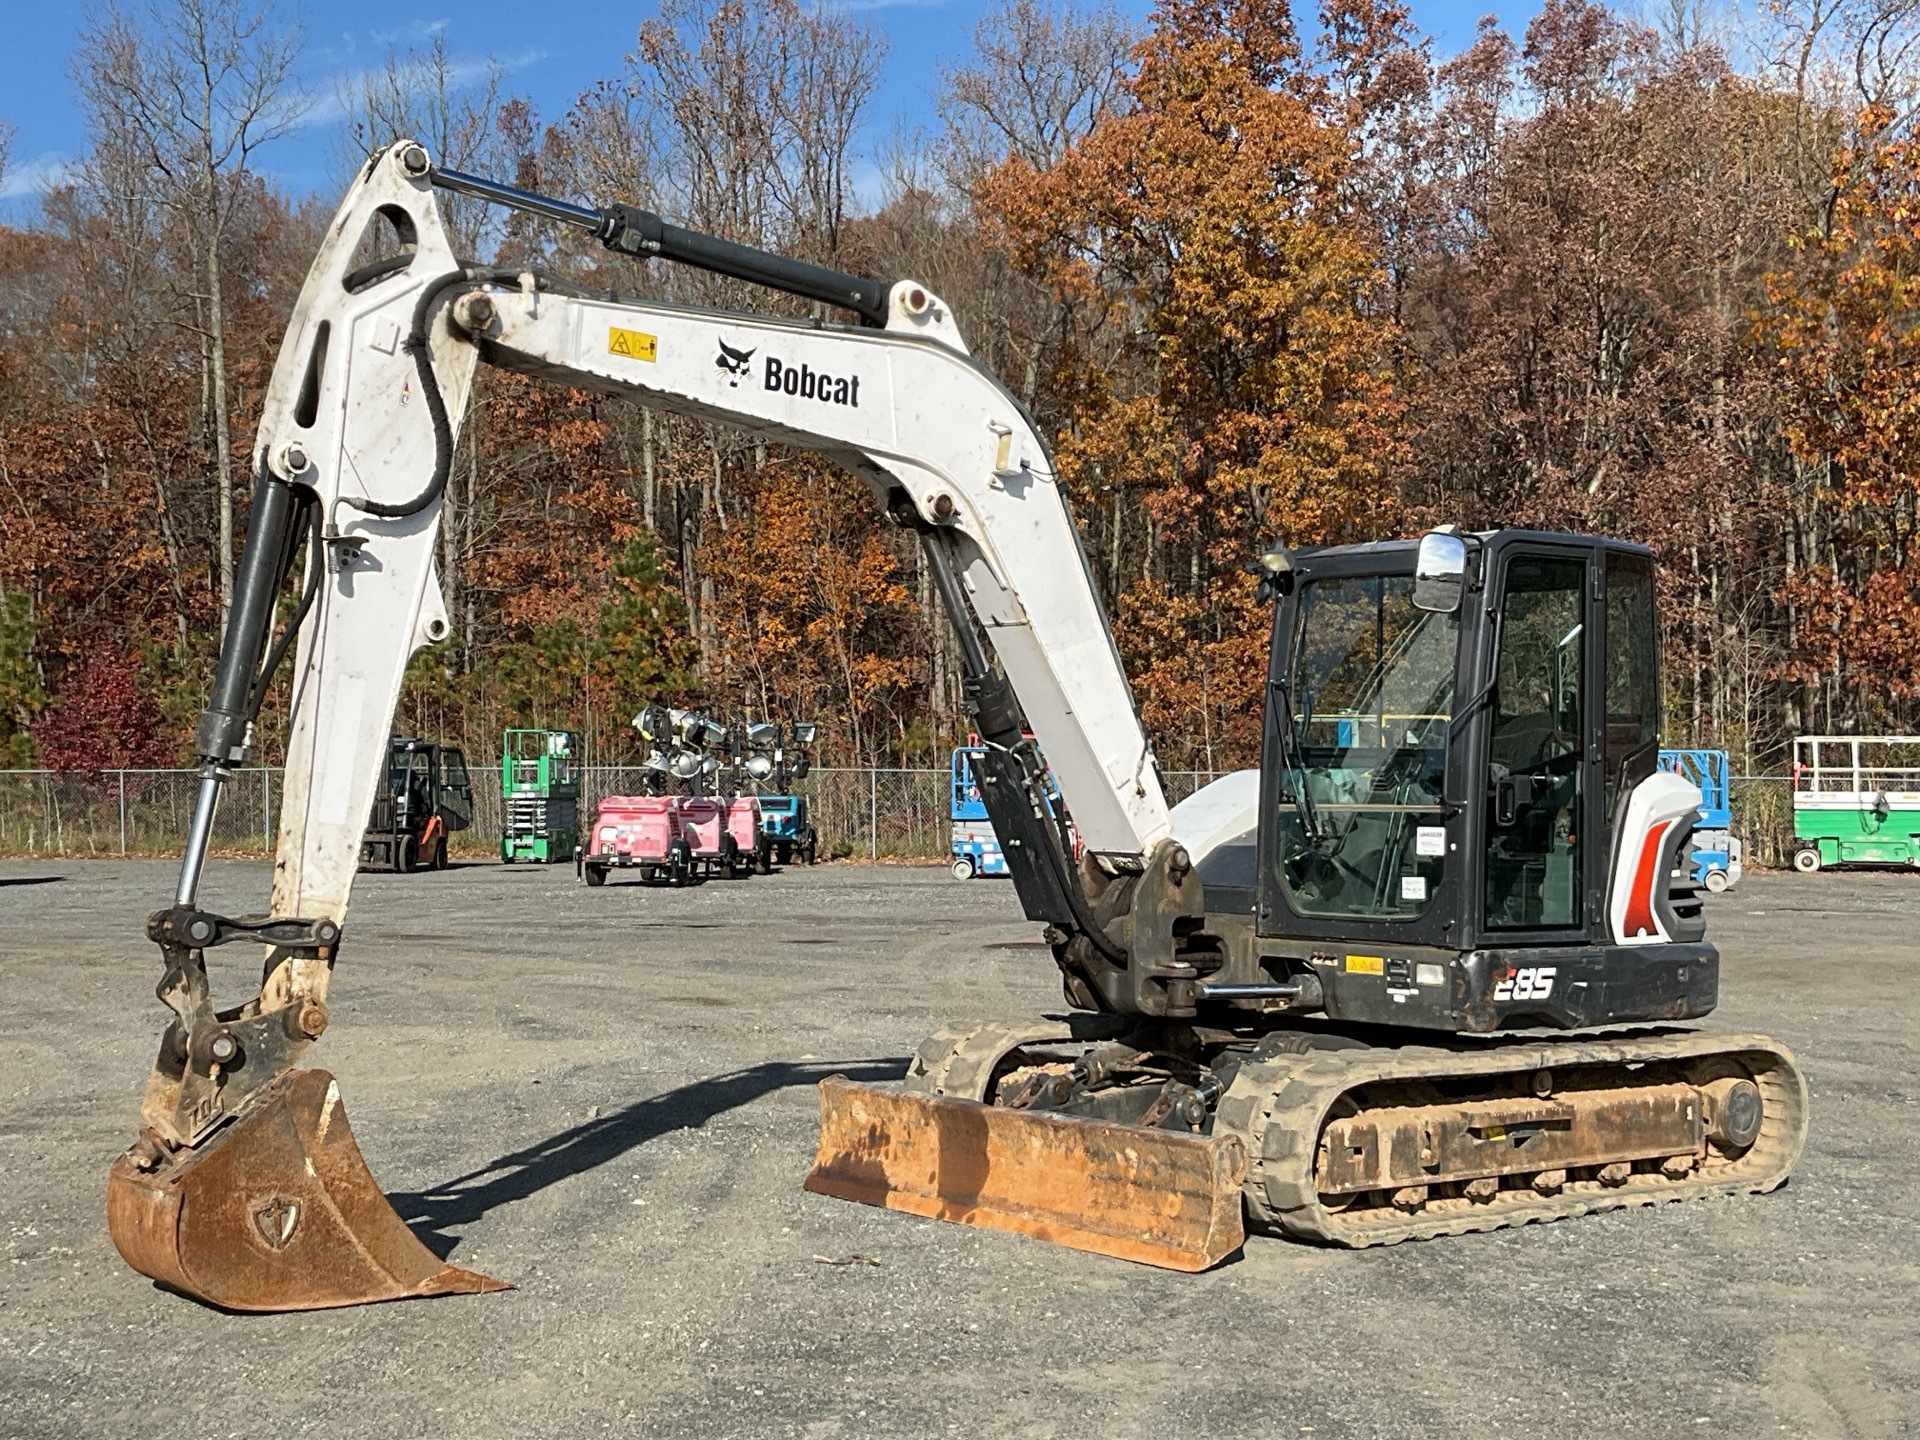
107,1069,507,1312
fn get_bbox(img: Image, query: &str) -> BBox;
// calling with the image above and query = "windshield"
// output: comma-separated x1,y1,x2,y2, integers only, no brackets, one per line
1276,574,1458,919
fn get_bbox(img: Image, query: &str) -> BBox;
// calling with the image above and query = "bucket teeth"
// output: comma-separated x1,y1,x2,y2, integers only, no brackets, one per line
805,1075,1247,1272
107,1069,507,1312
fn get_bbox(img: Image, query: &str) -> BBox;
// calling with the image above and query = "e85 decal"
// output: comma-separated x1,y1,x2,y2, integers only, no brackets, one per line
1494,966,1557,1001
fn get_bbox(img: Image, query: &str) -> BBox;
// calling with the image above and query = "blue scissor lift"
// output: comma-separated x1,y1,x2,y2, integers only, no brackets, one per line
950,741,1076,879
1657,748,1742,892
950,746,1007,878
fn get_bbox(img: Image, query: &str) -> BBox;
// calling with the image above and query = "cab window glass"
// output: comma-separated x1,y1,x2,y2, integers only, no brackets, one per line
1275,575,1457,920
1604,552,1658,817
1485,555,1585,929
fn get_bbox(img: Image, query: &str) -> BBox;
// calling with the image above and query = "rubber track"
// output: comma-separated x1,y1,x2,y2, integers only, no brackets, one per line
902,1015,1129,1101
1213,1030,1808,1247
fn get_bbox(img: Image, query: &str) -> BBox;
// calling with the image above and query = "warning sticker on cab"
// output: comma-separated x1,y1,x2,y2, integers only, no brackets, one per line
1345,954,1385,975
608,327,658,362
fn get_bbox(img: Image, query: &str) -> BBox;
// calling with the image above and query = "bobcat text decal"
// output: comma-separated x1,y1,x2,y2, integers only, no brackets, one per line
764,356,860,408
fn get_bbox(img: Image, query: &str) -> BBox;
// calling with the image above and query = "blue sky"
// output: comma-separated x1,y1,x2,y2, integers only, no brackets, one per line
1,0,1536,217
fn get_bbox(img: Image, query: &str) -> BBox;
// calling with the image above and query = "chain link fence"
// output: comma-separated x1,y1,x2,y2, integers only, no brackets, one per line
0,767,1804,867
0,766,1235,861
1729,778,1795,870
0,768,281,858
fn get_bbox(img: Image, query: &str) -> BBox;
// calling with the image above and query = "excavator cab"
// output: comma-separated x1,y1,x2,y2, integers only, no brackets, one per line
1235,528,1708,1032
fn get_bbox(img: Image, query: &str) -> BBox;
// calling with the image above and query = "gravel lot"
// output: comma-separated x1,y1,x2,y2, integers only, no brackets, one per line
2,857,1915,1439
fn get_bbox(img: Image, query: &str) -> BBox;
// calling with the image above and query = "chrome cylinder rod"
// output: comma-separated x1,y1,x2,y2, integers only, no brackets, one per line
1195,983,1304,1001
430,167,602,233
175,766,226,906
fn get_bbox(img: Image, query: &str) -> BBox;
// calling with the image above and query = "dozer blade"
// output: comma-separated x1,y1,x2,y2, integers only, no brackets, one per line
107,1068,508,1312
805,1076,1247,1272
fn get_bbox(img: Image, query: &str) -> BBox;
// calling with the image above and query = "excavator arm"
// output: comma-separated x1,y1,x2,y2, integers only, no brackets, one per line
107,142,1220,1308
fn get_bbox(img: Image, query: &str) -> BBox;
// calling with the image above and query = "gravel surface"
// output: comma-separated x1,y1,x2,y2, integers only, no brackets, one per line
1,857,1914,1439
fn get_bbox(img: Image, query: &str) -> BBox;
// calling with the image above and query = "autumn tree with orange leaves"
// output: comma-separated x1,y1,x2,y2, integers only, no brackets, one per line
976,0,1406,767
1765,108,1920,711
702,461,916,761
14,0,1920,792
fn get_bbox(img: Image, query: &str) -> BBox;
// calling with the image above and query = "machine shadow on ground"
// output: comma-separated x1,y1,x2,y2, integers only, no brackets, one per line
389,1058,907,1258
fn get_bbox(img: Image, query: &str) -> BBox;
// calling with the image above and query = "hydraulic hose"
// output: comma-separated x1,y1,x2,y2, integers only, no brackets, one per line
341,265,520,518
245,490,323,722
918,526,1129,966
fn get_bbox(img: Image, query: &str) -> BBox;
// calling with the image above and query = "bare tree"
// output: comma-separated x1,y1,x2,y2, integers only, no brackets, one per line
768,3,883,258
0,119,14,192
1757,0,1920,115
1646,0,1725,53
938,0,1136,184
74,0,305,624
1846,0,1920,115
632,0,884,255
336,31,510,258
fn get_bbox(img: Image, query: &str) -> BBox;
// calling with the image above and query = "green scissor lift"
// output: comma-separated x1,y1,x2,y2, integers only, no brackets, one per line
1792,734,1920,872
501,729,581,863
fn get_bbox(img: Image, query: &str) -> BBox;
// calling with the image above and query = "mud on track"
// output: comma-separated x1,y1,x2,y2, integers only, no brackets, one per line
1,859,1914,1439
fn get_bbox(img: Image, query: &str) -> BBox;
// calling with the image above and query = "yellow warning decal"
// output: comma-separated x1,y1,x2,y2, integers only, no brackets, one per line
608,327,658,362
1345,954,1385,975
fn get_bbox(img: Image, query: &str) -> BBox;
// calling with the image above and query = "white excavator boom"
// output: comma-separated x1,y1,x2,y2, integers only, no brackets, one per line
254,144,1165,925
107,141,1199,1308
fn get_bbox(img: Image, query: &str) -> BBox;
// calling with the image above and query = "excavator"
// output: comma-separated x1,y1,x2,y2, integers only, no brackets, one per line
105,142,1808,1310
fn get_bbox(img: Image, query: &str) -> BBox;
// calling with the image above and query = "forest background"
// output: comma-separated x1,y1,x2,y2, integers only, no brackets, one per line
4,0,1920,776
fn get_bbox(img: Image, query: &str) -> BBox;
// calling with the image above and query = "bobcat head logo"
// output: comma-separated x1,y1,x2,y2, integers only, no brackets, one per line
252,1196,300,1250
715,339,755,386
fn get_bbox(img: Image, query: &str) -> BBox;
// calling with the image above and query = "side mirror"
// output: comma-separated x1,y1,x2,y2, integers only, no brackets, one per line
1413,530,1468,613
1253,543,1294,604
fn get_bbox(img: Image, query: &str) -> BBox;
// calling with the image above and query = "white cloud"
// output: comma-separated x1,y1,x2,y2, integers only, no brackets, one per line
368,18,451,47
0,152,78,200
299,47,547,131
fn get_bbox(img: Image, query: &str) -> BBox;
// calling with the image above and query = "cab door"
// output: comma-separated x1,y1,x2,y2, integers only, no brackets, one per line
1255,555,1467,950
1479,546,1595,937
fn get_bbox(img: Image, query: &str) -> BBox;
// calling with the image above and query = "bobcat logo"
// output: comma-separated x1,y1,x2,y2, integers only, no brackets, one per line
715,339,755,386
252,1196,300,1250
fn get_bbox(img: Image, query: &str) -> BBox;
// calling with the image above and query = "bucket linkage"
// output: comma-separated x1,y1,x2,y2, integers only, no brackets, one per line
107,905,503,1312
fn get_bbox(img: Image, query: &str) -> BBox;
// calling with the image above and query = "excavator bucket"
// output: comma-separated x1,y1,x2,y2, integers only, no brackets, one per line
804,1077,1247,1272
107,1069,507,1312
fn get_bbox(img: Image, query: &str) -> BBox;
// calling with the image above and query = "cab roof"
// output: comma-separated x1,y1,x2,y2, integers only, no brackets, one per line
1293,528,1655,565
